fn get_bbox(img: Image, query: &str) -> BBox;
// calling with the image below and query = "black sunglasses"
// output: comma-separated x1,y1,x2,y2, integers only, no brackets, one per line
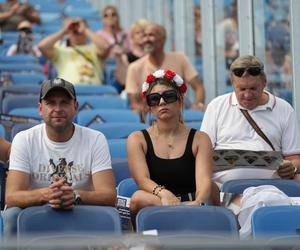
104,13,117,18
232,67,262,77
146,90,179,107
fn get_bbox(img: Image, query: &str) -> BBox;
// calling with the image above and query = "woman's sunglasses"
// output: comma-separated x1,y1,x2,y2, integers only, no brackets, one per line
232,67,262,77
146,90,179,107
104,12,117,18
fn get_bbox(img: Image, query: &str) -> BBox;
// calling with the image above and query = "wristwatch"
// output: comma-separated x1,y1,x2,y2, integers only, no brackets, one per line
73,190,82,205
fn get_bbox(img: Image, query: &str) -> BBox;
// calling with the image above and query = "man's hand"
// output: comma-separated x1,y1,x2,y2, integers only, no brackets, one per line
277,160,297,179
60,185,75,209
48,177,65,209
48,177,75,209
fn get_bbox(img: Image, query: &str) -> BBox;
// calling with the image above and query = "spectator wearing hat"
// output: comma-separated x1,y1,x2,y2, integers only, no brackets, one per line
6,20,41,57
0,0,41,32
3,77,116,238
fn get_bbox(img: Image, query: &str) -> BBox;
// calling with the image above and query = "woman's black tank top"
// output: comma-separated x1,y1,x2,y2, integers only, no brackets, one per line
142,128,196,194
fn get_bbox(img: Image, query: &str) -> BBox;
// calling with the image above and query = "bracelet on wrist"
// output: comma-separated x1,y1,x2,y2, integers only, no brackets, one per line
156,186,165,197
152,185,165,196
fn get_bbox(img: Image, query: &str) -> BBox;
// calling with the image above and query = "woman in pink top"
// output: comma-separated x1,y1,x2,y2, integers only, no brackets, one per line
97,5,130,59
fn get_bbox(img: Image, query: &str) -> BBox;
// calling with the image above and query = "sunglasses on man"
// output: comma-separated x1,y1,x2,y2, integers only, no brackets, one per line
146,90,179,107
232,67,262,77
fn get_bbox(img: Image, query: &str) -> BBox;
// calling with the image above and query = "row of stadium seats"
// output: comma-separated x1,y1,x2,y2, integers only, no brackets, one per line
0,202,300,244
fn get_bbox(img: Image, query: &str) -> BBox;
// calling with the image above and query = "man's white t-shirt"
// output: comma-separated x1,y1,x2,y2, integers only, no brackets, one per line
9,123,112,190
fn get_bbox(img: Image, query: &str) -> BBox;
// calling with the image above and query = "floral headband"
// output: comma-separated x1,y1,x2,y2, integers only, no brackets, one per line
141,69,187,97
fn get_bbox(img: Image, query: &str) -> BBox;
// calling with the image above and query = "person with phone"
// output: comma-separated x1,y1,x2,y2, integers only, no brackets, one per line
127,69,214,224
38,18,109,85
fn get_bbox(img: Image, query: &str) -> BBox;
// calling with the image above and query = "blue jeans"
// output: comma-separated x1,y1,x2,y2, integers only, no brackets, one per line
3,207,22,240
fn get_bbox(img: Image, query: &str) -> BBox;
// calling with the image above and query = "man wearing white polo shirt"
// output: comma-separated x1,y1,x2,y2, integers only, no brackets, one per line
201,55,300,186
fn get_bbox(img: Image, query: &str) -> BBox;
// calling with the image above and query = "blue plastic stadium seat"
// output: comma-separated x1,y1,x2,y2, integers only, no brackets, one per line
76,109,141,126
89,122,148,139
108,139,127,159
1,95,39,114
136,205,239,239
77,95,127,110
117,178,138,198
17,205,122,240
252,205,300,239
222,179,300,197
10,72,46,85
112,159,131,186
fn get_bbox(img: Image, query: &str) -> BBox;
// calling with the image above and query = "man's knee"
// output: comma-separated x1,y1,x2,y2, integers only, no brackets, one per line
3,207,23,239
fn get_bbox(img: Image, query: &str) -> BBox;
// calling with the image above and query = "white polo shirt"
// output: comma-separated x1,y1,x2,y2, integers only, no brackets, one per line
201,91,300,184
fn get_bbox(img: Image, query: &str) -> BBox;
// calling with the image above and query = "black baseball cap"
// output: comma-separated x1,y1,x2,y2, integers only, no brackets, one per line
40,78,76,101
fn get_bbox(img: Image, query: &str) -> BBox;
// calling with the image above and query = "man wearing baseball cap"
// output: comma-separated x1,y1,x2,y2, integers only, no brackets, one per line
3,78,116,238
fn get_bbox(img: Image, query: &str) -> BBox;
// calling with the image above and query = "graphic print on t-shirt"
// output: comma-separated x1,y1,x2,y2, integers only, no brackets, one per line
48,158,73,185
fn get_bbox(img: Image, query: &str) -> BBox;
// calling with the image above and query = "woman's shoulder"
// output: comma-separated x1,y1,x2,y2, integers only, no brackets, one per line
128,129,147,142
193,129,212,144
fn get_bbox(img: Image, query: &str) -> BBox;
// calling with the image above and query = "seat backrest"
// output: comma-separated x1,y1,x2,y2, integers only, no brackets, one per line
10,72,46,85
108,139,127,159
17,205,122,239
252,205,300,239
77,95,127,110
222,179,300,197
0,124,5,139
10,122,38,141
0,84,40,112
9,108,41,119
183,110,205,122
0,63,44,73
136,205,239,239
75,85,118,95
76,109,141,126
2,95,39,113
117,178,138,197
89,122,147,139
112,159,131,185
0,55,38,64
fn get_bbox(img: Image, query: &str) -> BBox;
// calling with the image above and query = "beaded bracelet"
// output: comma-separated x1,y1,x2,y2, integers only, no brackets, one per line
152,185,162,195
156,186,165,196
152,185,165,196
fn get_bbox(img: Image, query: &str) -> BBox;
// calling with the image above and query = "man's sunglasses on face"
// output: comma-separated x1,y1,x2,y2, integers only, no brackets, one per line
146,90,179,107
232,67,262,77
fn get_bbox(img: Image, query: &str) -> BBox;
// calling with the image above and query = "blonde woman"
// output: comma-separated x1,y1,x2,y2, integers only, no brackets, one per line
127,69,214,221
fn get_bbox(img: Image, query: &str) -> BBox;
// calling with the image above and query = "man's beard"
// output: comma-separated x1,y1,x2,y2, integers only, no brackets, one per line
144,43,154,53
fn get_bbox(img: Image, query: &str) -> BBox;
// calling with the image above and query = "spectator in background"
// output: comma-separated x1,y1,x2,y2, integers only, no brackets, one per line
115,19,150,88
97,5,130,59
38,18,109,85
265,20,292,91
6,20,41,57
194,5,202,56
0,136,10,163
125,23,205,119
216,18,239,86
4,78,116,238
0,0,41,32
